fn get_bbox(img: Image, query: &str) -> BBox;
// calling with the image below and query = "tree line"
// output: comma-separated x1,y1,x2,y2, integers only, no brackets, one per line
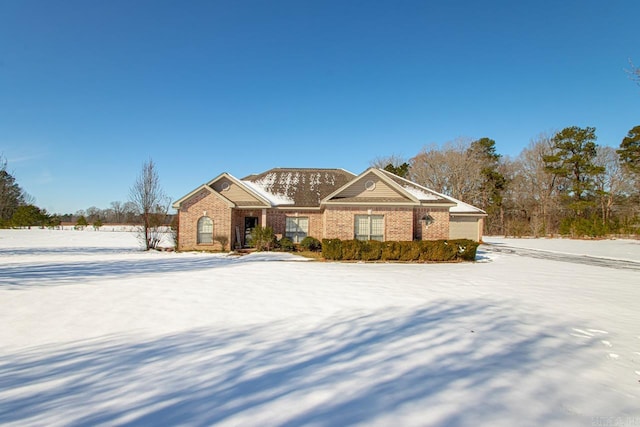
373,125,640,237
3,124,640,240
1,156,172,249
60,201,150,226
0,155,46,228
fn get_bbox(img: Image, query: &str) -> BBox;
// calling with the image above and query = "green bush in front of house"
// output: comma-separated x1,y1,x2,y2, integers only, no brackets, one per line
360,240,382,261
422,240,457,261
300,236,322,252
341,239,361,260
381,241,402,260
321,239,479,262
455,239,480,261
399,241,421,261
322,238,343,260
249,225,276,251
278,237,296,252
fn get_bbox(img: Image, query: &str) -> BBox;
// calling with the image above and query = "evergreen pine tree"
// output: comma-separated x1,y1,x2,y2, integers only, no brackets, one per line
618,125,640,175
383,162,410,178
543,126,605,216
0,157,27,223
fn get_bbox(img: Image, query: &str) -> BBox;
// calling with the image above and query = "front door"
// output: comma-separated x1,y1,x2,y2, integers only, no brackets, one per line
244,217,258,247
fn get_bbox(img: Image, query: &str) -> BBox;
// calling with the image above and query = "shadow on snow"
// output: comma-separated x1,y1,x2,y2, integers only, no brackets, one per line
0,254,248,289
0,301,624,426
0,247,142,256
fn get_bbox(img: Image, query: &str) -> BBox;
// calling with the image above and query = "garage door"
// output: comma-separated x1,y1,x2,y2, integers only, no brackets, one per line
449,216,480,241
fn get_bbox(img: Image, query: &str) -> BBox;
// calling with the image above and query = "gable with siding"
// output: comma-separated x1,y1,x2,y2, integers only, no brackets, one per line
323,168,455,207
326,171,411,203
207,174,270,207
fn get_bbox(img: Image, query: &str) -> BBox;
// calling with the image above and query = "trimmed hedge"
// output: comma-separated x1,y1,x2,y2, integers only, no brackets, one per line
322,239,343,260
321,239,479,262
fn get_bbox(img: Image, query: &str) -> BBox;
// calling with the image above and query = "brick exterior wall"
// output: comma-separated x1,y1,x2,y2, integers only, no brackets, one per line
414,207,450,240
323,206,414,241
178,194,454,251
266,210,324,240
178,190,232,251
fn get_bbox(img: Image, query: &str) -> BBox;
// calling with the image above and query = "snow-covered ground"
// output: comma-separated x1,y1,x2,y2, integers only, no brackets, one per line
1,229,639,427
484,236,640,263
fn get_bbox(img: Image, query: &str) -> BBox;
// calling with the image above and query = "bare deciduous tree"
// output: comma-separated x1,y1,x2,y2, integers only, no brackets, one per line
129,159,170,250
594,146,631,224
369,154,407,168
505,133,565,236
409,138,483,203
627,59,640,87
122,201,139,224
110,201,124,223
85,206,101,223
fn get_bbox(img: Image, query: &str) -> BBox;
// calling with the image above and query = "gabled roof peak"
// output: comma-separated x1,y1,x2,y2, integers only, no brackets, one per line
376,168,486,214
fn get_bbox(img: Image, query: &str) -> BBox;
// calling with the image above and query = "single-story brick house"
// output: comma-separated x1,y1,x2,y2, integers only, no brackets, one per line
172,167,486,251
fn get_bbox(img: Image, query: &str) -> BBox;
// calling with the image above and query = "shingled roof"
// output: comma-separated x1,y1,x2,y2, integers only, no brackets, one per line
242,168,356,207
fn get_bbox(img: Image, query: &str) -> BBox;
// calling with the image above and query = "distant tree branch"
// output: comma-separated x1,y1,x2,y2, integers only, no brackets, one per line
627,59,640,86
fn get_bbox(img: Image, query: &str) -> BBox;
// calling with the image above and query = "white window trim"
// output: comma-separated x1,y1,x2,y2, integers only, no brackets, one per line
354,214,384,241
197,216,214,244
285,216,309,243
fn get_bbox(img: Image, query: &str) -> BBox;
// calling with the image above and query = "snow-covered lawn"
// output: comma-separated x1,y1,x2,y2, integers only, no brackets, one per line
1,229,639,427
484,235,640,262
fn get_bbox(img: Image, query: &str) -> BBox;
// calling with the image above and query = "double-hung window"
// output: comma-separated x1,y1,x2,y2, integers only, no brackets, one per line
197,216,213,244
285,217,309,243
354,215,384,241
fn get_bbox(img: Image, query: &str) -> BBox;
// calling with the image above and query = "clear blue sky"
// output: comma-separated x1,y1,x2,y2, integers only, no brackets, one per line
1,0,639,214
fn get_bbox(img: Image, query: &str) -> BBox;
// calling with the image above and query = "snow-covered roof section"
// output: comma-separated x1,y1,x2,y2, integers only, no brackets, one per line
449,199,485,214
241,179,295,206
243,168,356,207
401,185,441,201
377,168,485,214
450,199,485,214
431,191,486,215
377,168,447,203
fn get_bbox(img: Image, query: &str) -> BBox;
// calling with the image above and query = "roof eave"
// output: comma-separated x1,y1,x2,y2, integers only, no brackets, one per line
322,201,419,207
209,173,274,207
172,184,235,209
451,212,488,217
272,205,322,210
